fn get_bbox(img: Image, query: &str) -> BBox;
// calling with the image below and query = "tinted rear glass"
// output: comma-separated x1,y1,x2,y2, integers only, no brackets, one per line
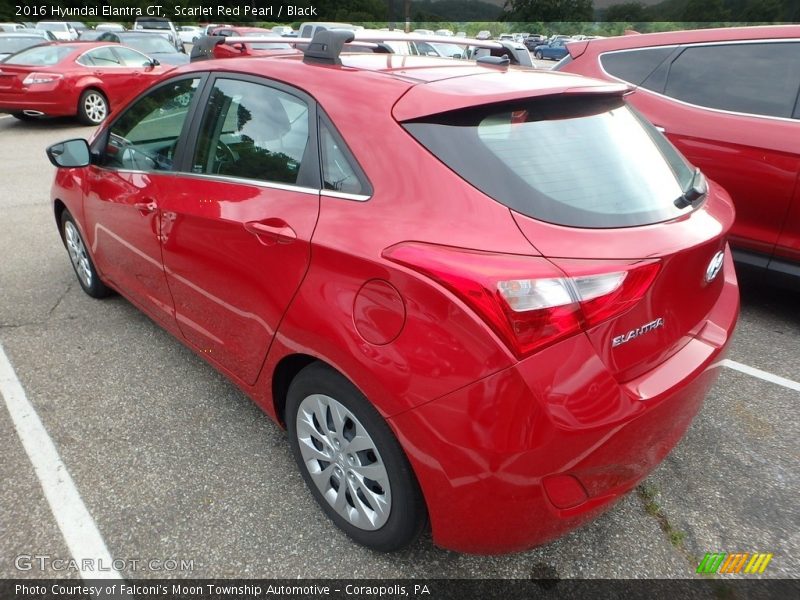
404,95,695,228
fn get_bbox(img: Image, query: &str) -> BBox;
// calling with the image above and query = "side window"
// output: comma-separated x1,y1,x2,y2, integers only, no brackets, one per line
320,122,366,195
600,47,675,88
665,42,800,119
112,46,151,67
301,25,313,38
192,78,310,185
101,77,200,171
79,47,121,67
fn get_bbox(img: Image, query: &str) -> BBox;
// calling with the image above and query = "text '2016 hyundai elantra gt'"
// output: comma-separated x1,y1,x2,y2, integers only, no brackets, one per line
47,30,739,554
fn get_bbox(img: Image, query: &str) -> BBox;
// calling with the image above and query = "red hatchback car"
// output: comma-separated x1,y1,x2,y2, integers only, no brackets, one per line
0,42,171,124
46,31,739,553
557,25,800,280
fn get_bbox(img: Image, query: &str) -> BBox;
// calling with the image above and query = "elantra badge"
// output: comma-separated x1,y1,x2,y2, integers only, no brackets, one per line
612,317,665,348
705,251,725,283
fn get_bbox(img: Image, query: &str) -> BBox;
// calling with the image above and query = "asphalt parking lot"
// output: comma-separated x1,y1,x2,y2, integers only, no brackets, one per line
0,113,798,581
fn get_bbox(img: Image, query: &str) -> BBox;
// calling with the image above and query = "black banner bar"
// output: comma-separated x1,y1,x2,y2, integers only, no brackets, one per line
1,579,798,600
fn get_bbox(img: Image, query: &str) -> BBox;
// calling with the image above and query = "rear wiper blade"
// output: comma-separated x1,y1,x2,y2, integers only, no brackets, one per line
674,168,707,209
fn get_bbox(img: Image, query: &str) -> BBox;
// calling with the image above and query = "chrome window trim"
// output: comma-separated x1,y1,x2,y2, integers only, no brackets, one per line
91,167,370,199
172,171,320,196
598,39,800,124
321,190,371,202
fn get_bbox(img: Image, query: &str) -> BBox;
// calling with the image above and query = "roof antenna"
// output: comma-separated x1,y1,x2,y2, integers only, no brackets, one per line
303,30,356,65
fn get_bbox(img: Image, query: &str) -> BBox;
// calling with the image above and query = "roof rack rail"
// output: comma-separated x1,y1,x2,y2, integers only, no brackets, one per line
190,31,535,68
303,29,355,64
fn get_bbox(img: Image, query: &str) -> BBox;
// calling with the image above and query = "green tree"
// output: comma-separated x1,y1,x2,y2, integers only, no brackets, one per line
741,0,783,21
605,2,646,21
504,0,595,22
681,0,730,21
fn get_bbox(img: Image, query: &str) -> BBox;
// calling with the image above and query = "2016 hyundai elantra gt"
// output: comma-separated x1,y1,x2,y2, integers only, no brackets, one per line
46,31,739,554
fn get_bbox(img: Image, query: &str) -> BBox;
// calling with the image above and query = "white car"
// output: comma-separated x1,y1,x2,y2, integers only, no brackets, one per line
95,23,126,32
35,21,77,40
0,22,26,32
178,26,203,44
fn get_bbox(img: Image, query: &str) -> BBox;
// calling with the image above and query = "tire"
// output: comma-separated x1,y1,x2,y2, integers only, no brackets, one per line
534,50,543,60
77,89,108,125
60,211,112,298
286,362,427,552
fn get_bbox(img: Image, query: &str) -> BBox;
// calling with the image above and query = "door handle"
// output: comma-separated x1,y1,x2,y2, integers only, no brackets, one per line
244,219,297,245
133,201,157,215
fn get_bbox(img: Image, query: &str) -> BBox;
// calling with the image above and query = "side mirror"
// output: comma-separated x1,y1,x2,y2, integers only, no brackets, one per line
149,58,160,67
46,139,91,168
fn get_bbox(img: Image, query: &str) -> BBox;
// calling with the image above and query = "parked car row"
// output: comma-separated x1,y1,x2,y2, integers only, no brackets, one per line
190,28,533,67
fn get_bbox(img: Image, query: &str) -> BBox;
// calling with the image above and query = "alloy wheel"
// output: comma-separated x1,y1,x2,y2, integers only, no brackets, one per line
64,221,92,288
295,393,392,531
83,92,107,123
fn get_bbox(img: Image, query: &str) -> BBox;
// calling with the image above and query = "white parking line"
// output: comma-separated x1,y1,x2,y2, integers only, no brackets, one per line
0,341,123,580
720,359,800,392
0,114,12,120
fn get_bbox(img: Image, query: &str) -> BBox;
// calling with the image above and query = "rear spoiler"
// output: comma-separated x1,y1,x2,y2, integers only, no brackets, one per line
190,30,534,67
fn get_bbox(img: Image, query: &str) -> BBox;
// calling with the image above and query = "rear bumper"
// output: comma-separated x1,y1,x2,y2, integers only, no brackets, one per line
0,90,75,117
389,248,739,554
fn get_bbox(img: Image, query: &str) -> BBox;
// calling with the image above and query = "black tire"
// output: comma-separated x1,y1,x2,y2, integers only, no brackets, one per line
60,211,112,298
286,362,427,552
534,50,543,60
77,89,108,126
12,112,36,121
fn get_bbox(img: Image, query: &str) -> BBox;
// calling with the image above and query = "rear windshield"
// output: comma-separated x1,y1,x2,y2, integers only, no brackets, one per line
0,37,42,54
4,45,73,65
125,35,175,53
404,95,696,228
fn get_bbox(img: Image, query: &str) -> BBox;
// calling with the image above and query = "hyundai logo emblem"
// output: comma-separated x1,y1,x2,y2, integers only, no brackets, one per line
705,251,724,283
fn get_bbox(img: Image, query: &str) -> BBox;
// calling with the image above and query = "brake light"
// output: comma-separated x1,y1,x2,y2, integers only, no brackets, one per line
23,72,63,85
383,243,660,359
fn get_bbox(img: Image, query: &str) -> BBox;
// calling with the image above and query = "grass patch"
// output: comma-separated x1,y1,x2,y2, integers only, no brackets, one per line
636,483,690,550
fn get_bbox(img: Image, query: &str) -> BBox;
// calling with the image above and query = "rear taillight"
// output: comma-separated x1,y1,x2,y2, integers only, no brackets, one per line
383,243,660,359
23,72,63,85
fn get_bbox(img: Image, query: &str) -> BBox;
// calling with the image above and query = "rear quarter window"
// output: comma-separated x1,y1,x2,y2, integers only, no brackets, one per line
599,47,676,87
664,42,800,119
